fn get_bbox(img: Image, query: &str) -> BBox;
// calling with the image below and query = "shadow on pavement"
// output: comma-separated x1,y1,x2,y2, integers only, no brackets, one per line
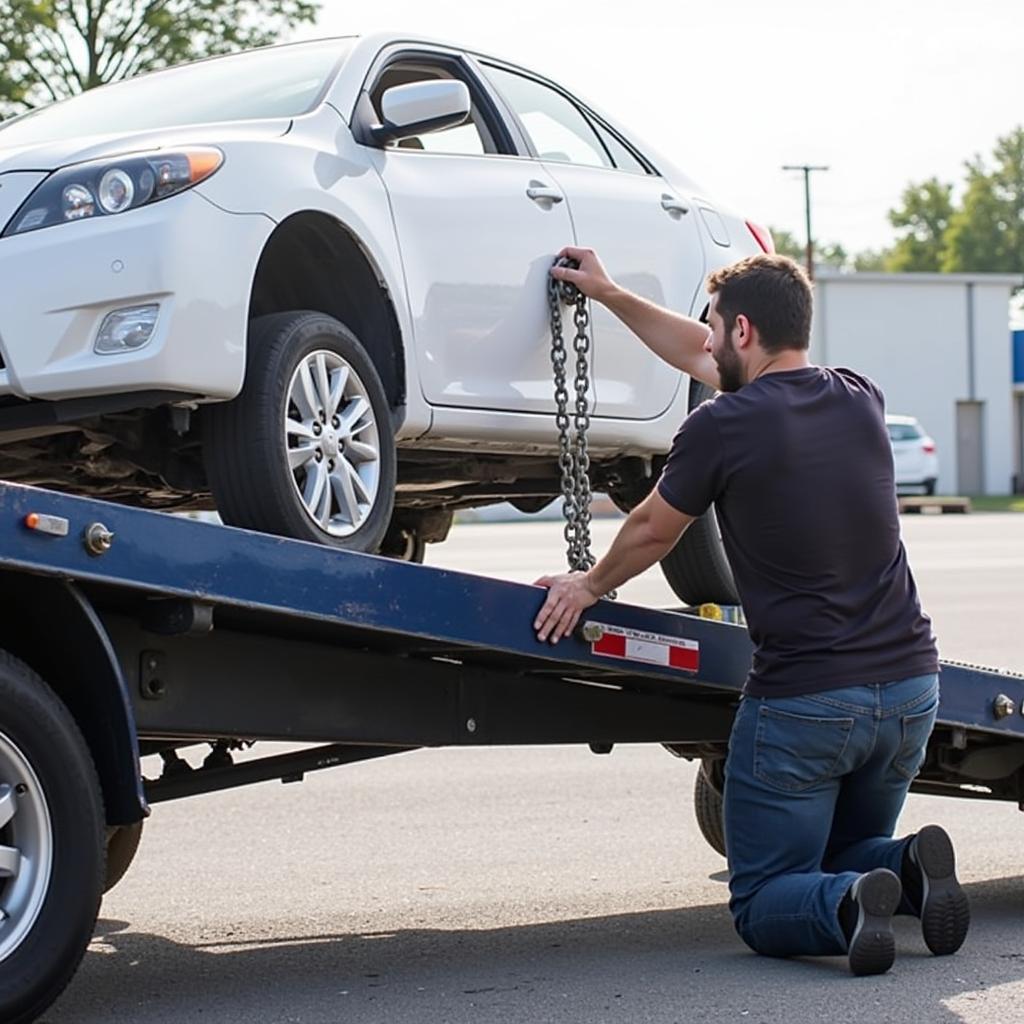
45,875,1024,1024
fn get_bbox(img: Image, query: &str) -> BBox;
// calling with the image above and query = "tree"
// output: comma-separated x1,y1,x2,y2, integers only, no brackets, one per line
884,178,955,272
768,227,851,272
0,0,320,116
942,127,1024,274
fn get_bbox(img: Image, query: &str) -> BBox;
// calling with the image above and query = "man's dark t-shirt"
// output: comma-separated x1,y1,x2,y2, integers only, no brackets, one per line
657,366,938,697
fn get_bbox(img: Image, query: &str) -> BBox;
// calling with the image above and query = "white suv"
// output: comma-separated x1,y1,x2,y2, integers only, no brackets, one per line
0,33,768,603
886,415,939,495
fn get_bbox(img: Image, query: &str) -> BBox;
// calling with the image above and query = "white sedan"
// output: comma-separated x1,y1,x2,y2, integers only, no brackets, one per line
886,414,939,495
0,33,769,603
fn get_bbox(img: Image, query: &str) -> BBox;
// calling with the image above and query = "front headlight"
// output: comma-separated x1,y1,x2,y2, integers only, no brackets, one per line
2,147,224,237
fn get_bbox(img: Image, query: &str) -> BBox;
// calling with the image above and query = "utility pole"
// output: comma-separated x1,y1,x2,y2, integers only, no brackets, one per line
782,164,829,279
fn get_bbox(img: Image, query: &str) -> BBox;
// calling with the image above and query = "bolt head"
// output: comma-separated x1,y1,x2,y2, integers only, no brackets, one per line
312,422,322,436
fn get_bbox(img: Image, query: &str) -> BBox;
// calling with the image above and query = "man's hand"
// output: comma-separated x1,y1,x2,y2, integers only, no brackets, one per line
550,246,619,305
533,571,600,643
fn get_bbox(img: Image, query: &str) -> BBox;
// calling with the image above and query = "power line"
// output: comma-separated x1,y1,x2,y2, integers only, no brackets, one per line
782,164,829,278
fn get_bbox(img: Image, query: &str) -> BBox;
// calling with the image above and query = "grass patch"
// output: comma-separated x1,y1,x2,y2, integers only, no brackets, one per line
963,495,1024,512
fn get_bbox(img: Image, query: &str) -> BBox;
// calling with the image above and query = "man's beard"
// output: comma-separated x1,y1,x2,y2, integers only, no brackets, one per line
714,336,744,393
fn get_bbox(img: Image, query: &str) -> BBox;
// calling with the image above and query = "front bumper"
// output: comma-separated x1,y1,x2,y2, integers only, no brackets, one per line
0,191,273,402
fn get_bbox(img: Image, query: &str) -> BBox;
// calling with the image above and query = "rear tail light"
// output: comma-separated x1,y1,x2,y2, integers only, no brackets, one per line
922,439,936,454
746,221,775,253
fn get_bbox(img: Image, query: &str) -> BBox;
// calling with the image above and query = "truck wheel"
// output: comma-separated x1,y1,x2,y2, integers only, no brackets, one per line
693,758,726,858
0,650,105,1024
205,312,396,553
103,821,143,894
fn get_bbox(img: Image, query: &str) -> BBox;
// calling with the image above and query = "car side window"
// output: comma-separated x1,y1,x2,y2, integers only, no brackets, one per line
482,64,611,169
370,62,498,157
591,120,650,174
887,423,923,442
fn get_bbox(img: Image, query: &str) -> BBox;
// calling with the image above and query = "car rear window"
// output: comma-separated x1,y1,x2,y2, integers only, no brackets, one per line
887,422,923,442
0,38,354,148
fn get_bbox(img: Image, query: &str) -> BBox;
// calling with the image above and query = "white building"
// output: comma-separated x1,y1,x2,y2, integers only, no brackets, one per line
811,272,1023,496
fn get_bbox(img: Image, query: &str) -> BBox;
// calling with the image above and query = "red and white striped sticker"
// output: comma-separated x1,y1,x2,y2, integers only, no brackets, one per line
587,623,700,673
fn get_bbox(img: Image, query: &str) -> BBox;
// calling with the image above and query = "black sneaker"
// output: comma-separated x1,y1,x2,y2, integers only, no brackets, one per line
908,825,970,956
845,868,902,976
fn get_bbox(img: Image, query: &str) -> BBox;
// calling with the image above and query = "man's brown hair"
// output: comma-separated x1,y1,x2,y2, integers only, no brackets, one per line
706,254,812,354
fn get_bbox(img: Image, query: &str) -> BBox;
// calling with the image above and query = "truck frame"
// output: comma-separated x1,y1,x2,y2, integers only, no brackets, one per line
1,480,1022,1023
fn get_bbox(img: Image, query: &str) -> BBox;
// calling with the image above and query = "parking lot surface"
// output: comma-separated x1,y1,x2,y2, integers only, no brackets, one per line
46,514,1024,1024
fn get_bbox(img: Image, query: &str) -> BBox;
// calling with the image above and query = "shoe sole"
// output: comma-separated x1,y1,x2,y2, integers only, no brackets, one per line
916,825,970,955
848,869,901,977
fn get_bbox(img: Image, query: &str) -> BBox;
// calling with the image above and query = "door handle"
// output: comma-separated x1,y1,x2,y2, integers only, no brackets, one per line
527,182,564,204
661,193,690,215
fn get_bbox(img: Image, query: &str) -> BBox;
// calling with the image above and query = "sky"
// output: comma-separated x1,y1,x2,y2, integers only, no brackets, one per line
298,0,1023,256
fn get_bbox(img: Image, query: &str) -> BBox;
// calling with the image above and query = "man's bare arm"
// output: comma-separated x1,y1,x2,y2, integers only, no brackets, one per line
533,490,696,643
551,245,721,391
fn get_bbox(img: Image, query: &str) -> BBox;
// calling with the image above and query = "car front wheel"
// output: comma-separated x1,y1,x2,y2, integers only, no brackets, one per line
205,312,396,552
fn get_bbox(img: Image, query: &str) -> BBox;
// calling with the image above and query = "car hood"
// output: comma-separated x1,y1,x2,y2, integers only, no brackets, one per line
0,118,292,174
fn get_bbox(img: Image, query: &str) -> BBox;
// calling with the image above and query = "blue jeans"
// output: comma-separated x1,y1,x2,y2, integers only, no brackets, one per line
723,673,939,957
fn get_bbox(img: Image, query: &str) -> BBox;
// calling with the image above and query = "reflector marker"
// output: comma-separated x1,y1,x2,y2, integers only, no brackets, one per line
23,512,70,537
582,622,699,673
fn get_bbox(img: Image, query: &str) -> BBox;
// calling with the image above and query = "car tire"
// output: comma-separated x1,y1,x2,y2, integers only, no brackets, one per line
205,312,396,552
659,380,740,606
610,380,739,606
693,758,726,858
0,649,105,1024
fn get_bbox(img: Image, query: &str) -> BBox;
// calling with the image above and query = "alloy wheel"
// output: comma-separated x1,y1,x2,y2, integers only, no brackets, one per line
284,350,382,537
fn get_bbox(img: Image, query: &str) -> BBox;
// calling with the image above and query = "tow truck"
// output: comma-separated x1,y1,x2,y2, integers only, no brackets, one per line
1,479,1023,1023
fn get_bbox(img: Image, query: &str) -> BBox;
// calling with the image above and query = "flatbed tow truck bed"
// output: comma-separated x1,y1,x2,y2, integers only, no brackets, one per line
1,480,1022,1022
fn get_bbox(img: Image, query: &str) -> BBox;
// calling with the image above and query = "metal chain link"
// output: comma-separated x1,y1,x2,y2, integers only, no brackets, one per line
548,258,596,574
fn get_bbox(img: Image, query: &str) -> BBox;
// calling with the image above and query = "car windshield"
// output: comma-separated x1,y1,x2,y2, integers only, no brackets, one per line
887,422,923,442
0,38,355,148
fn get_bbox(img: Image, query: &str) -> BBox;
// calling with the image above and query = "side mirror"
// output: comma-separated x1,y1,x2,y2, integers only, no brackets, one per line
372,80,471,146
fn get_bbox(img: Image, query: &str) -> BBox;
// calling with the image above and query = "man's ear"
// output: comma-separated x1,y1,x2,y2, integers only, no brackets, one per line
734,313,756,351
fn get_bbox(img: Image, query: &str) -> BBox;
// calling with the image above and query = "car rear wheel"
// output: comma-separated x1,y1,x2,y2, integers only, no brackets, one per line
610,380,739,607
205,312,396,552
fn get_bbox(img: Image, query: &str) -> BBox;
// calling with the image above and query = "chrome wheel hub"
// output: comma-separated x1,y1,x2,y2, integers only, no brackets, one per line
0,730,53,963
284,350,382,538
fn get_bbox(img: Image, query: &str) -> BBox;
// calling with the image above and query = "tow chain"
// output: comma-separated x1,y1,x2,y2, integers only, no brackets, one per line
547,257,598,575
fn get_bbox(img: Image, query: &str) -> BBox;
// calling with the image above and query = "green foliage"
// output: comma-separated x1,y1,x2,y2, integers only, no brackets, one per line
942,128,1024,274
0,0,320,115
768,227,850,272
880,127,1024,278
885,178,954,272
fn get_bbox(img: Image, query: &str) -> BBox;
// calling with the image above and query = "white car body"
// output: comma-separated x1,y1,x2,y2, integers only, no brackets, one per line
0,32,765,597
886,414,939,494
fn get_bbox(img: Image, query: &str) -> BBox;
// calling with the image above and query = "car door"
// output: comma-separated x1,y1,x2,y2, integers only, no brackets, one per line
480,62,705,421
358,51,575,415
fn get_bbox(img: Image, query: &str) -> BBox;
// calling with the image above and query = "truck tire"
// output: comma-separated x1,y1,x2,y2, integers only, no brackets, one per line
205,312,396,553
103,821,143,894
693,758,726,858
0,650,105,1024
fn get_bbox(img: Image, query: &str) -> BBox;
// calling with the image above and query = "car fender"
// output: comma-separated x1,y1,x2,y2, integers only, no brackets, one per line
194,105,429,438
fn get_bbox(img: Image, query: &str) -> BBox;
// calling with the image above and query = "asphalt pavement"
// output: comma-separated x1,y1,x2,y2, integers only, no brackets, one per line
44,513,1024,1024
